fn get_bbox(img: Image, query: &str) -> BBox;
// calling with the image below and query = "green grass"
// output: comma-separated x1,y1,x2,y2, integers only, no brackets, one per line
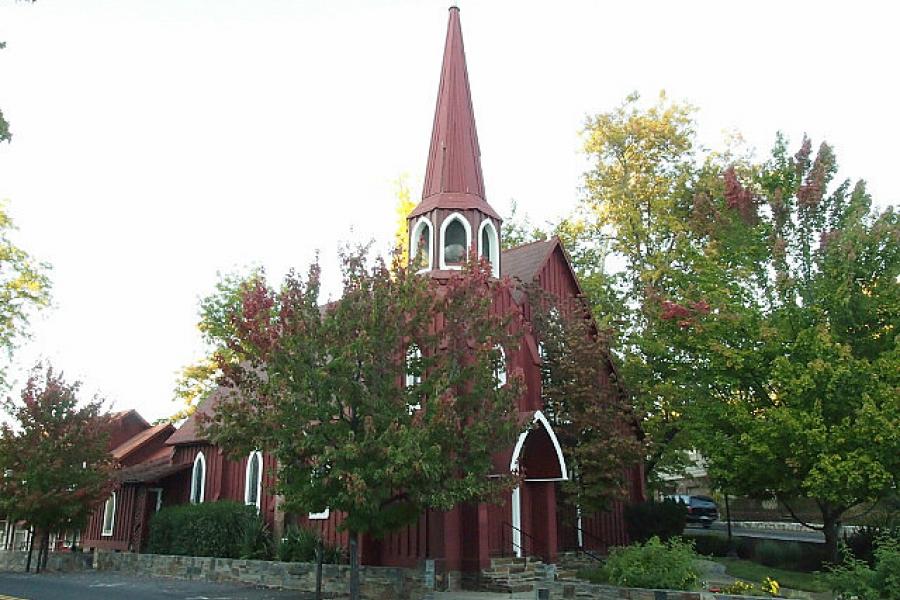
713,558,830,593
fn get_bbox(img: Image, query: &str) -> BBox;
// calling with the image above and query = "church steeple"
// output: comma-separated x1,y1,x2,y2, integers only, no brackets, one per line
408,6,501,276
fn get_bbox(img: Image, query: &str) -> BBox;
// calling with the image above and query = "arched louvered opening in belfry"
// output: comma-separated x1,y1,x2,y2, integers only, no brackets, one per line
409,217,434,272
478,219,500,277
440,212,471,269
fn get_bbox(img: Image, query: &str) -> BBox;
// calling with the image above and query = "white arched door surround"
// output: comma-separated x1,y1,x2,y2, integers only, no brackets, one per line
508,410,568,557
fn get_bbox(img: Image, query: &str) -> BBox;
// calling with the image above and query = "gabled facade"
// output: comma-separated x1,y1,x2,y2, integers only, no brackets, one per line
82,5,643,578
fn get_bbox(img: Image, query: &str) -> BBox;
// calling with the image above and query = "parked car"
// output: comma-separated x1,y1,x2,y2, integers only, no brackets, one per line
666,494,719,527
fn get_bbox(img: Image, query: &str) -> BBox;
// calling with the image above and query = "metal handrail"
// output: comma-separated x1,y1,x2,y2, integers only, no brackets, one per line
501,521,549,568
570,525,604,562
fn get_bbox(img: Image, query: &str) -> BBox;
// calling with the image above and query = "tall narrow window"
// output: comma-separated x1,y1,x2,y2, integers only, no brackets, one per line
440,213,471,269
409,218,434,272
191,452,206,504
495,345,508,388
245,451,262,510
405,344,422,387
101,492,116,537
405,344,422,413
478,219,500,277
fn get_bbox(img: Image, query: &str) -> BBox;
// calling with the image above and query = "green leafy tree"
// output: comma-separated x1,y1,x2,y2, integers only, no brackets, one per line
201,247,523,600
501,199,547,250
170,268,262,420
0,34,53,387
0,203,52,388
667,136,899,562
0,364,115,569
578,91,701,486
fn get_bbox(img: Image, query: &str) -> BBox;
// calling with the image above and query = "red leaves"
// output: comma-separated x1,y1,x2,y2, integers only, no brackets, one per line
723,166,757,225
659,299,709,328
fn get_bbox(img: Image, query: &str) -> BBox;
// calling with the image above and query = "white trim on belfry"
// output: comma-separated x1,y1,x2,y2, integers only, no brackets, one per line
477,219,500,277
410,217,434,272
439,212,472,270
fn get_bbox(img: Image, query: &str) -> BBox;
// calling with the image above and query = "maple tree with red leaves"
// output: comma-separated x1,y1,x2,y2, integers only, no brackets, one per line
527,288,643,515
0,364,115,570
200,247,523,600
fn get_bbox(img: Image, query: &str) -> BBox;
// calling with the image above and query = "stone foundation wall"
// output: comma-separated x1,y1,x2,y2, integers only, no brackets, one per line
0,550,93,572
553,581,787,599
95,551,428,599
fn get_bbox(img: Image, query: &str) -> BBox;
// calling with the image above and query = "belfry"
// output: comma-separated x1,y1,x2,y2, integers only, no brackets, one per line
408,6,501,277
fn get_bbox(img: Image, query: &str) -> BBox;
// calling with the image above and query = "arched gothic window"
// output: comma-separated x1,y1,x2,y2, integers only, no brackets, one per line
191,452,206,504
409,218,434,271
495,344,507,388
440,213,471,269
478,219,500,277
101,492,116,537
245,451,262,510
406,345,423,413
405,344,422,387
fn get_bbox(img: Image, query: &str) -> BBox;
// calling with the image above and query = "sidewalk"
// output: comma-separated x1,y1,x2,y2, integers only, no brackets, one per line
432,591,537,599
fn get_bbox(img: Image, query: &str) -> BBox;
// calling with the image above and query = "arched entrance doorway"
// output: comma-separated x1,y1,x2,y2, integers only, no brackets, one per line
509,410,567,560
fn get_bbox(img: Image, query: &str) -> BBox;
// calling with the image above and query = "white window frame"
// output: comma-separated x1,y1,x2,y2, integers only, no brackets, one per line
405,344,422,388
439,212,472,270
149,487,163,513
191,452,207,504
477,219,500,277
409,217,434,273
495,344,508,388
101,492,116,537
308,508,330,520
244,450,263,511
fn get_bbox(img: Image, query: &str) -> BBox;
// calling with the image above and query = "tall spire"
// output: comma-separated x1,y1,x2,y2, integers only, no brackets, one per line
409,6,500,220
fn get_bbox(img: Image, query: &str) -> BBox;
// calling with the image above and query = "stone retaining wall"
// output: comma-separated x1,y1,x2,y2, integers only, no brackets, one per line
95,551,428,599
553,580,788,599
731,520,861,535
0,550,93,572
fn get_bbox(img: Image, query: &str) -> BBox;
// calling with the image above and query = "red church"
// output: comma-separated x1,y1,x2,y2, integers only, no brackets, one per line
82,6,643,581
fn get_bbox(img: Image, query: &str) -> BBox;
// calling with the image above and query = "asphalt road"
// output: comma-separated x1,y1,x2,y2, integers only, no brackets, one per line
687,522,825,543
0,571,312,600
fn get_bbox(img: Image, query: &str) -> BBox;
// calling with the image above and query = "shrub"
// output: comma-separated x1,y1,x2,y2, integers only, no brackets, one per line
277,526,344,564
603,536,700,590
624,499,687,543
684,533,731,557
826,535,900,600
754,540,803,569
844,526,899,567
146,501,271,559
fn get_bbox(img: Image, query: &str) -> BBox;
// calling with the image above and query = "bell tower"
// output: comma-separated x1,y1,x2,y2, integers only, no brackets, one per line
408,6,501,277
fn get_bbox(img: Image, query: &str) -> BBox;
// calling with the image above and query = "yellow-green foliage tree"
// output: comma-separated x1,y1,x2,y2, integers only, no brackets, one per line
392,175,416,263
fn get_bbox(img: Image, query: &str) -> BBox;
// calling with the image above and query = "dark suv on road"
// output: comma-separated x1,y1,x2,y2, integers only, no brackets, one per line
666,494,719,527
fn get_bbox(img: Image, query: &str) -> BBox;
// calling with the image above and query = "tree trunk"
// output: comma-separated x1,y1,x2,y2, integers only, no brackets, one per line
24,527,34,573
349,530,360,600
822,513,841,565
40,529,51,571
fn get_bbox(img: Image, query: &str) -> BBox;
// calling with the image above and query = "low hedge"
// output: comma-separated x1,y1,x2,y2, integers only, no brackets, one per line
624,499,687,543
146,501,272,559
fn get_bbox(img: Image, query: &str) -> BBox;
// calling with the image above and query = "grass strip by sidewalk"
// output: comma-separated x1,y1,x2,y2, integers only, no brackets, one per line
712,558,830,593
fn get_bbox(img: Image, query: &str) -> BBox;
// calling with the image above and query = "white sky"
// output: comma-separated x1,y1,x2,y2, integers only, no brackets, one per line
0,0,897,421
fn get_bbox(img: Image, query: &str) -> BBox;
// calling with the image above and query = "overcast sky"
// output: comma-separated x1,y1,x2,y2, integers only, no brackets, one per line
0,0,897,421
